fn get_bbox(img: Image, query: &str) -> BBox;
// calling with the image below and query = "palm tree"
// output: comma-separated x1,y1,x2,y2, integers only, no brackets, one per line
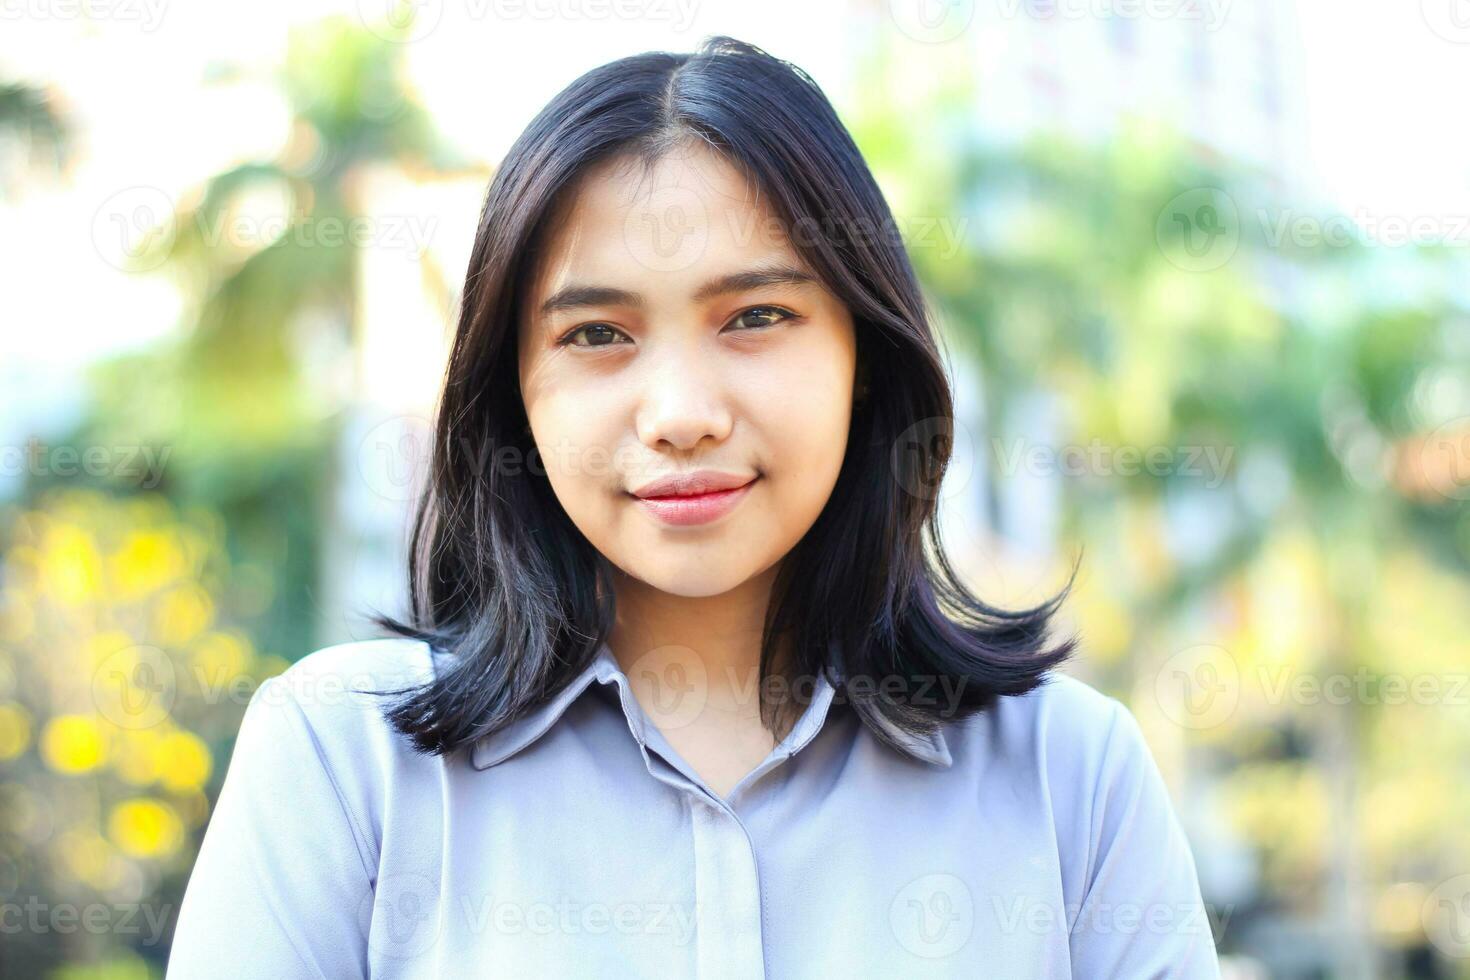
70,9,463,656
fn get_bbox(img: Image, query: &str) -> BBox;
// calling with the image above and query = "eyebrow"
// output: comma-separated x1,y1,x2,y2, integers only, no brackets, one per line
536,263,818,319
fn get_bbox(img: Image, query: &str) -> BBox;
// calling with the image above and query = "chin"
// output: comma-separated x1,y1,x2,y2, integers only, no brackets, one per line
623,560,760,598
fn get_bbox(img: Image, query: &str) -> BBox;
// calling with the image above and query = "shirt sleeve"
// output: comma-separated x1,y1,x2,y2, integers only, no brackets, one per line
167,675,374,979
1067,698,1221,979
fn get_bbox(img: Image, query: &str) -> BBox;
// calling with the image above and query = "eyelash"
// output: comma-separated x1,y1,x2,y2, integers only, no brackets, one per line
554,306,799,349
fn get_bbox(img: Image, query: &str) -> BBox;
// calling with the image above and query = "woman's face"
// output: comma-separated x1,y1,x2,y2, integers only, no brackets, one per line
516,142,858,598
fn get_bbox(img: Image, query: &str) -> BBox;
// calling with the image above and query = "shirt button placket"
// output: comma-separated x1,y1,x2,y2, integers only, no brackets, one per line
689,794,766,980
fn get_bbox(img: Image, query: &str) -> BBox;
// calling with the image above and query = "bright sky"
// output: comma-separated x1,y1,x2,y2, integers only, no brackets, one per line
2,0,1467,444
1294,0,1470,226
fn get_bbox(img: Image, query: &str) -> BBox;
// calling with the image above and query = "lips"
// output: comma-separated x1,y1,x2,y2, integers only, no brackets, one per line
630,470,757,500
629,471,759,527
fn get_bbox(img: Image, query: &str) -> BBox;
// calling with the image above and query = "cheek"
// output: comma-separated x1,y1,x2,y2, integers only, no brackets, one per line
526,394,625,523
521,344,623,483
745,341,854,504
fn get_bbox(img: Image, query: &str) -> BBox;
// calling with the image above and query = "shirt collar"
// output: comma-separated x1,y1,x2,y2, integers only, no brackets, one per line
469,640,953,771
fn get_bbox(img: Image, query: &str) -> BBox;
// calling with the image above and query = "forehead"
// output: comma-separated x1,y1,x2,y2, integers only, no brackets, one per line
525,144,803,302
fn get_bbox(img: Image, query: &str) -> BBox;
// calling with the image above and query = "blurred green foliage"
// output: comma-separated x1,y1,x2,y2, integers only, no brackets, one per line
3,11,457,977
851,41,1470,978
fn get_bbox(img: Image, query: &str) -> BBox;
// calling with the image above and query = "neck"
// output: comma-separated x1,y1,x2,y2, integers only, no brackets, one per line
606,563,794,727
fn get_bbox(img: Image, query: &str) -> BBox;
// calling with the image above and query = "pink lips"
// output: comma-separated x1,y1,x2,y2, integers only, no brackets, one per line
630,473,759,527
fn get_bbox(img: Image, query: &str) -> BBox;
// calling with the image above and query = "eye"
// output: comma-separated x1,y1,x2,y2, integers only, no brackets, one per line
554,306,798,349
726,306,798,332
555,322,631,348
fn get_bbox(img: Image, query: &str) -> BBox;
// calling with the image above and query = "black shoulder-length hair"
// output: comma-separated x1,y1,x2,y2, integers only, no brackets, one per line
366,35,1079,761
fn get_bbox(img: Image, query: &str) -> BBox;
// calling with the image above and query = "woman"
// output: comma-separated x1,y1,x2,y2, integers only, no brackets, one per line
169,36,1220,979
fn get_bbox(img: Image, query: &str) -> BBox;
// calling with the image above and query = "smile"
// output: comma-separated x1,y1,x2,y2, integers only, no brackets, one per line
631,477,758,527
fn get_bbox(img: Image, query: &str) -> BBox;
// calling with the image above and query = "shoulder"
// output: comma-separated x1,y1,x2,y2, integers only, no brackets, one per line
221,637,442,867
952,669,1160,812
963,669,1130,760
241,636,439,777
172,641,439,970
267,635,437,710
973,675,1216,970
952,668,1190,871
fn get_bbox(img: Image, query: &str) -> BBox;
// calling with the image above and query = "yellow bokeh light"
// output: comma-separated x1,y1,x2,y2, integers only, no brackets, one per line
153,583,216,647
38,522,102,606
154,730,213,793
191,630,254,688
108,798,185,859
111,530,186,601
41,714,108,774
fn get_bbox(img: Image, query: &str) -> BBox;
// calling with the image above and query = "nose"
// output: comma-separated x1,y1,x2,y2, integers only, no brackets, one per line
633,339,735,453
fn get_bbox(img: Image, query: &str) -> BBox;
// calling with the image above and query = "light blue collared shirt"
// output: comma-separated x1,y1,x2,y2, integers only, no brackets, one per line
168,637,1220,978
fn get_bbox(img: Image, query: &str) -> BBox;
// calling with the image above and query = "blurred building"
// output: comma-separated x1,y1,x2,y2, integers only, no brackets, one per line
968,0,1311,195
858,0,1311,193
849,0,1314,557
